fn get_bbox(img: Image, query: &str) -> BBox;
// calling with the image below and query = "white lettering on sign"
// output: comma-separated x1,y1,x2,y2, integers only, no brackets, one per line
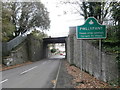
80,27,103,30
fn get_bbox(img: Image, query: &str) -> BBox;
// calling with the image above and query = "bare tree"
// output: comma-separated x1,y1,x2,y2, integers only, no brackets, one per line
59,0,112,23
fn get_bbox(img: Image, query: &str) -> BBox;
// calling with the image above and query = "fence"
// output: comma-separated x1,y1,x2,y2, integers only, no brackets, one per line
2,35,27,56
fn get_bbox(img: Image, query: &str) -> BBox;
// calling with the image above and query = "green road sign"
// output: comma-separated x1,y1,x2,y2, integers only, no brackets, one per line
76,17,106,39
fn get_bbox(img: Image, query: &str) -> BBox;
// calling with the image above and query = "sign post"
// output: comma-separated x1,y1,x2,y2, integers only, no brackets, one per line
76,17,106,80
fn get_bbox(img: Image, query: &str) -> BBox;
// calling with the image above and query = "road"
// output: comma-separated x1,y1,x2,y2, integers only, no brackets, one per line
1,55,64,88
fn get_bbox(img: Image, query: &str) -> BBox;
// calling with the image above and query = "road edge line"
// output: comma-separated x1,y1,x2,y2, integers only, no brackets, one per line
0,79,8,84
53,61,62,88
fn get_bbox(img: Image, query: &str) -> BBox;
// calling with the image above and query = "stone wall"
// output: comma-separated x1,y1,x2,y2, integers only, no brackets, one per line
3,41,29,66
2,34,45,66
27,34,44,62
0,42,2,64
67,27,119,82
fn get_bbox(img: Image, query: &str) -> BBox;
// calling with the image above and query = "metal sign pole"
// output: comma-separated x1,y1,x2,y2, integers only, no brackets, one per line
99,39,102,79
80,40,83,81
76,17,106,81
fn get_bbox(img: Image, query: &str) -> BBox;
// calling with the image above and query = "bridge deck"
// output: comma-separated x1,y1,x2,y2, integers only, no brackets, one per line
43,37,67,44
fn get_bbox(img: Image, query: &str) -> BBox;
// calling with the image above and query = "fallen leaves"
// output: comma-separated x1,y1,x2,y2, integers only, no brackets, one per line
0,61,32,71
51,80,56,85
65,61,112,88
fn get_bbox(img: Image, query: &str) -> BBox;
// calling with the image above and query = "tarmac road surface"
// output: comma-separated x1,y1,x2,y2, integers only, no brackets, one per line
1,55,64,88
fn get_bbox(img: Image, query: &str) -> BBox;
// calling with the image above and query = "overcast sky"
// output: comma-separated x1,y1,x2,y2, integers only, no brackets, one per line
41,0,84,37
3,0,84,37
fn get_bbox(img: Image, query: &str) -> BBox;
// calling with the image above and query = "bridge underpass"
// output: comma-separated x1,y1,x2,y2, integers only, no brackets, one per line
43,37,67,59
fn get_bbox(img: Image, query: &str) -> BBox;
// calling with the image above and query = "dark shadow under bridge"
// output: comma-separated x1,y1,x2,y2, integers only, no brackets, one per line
43,37,67,58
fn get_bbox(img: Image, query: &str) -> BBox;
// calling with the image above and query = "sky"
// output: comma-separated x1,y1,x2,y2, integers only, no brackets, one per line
3,0,119,37
41,0,85,37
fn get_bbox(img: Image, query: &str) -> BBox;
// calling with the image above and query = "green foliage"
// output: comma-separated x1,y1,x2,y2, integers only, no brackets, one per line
2,7,15,42
11,2,50,36
110,2,120,41
2,2,50,39
101,2,120,55
111,2,120,24
108,78,120,87
51,48,56,53
30,30,47,40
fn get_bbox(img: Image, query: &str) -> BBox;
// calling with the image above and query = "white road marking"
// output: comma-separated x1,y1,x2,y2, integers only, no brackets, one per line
20,66,38,75
0,79,8,84
53,61,61,88
42,61,47,65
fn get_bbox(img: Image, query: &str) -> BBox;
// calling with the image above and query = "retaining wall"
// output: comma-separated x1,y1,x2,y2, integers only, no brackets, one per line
0,42,2,64
3,34,45,66
27,35,44,62
67,27,119,82
2,35,27,56
3,41,29,66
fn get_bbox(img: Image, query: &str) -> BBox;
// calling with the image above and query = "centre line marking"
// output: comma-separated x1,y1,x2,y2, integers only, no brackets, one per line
0,79,8,84
20,66,38,75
